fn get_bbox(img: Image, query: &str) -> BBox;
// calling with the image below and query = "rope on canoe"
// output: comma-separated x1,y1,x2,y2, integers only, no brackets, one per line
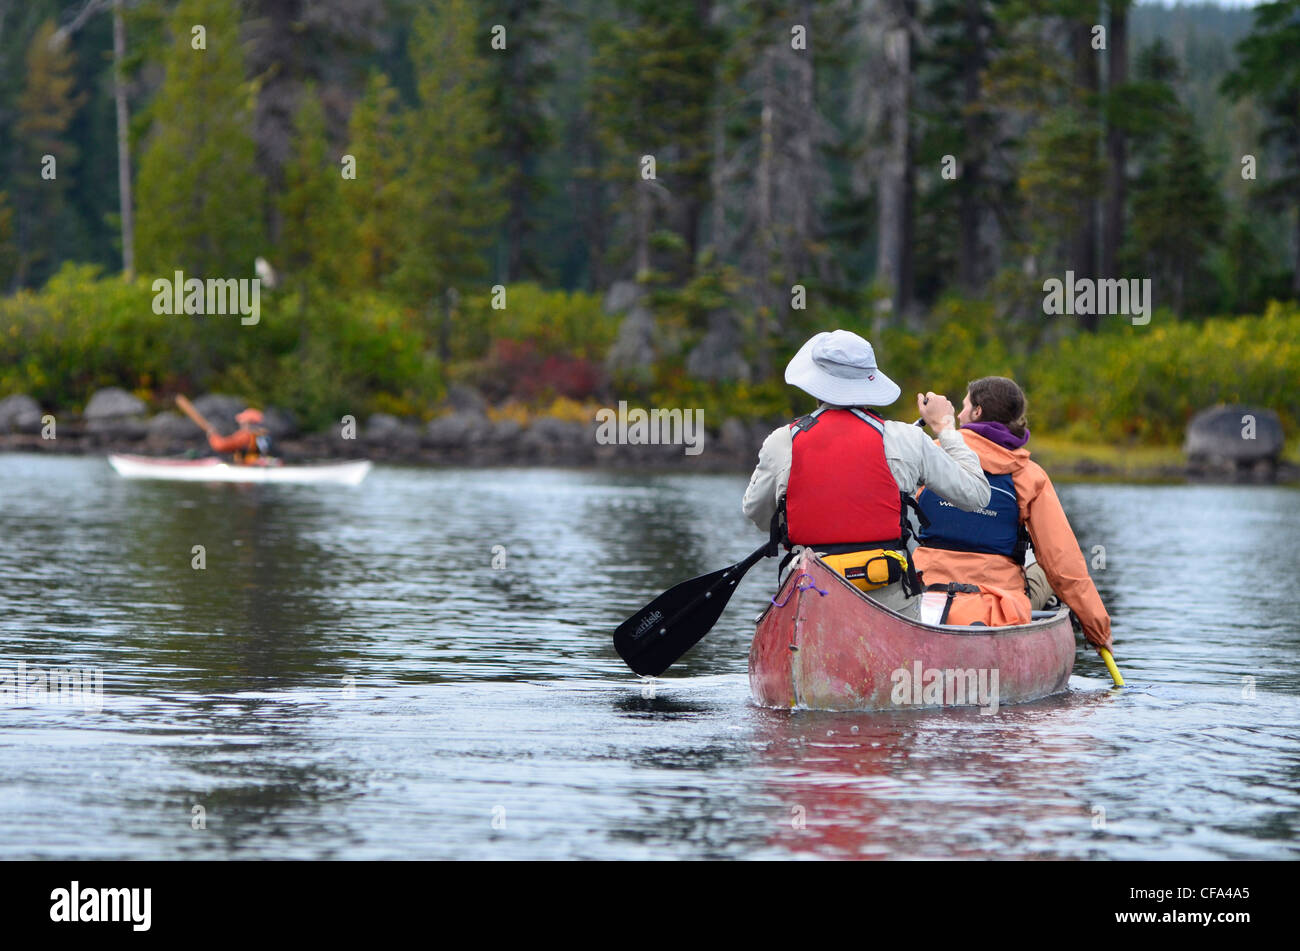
771,572,828,608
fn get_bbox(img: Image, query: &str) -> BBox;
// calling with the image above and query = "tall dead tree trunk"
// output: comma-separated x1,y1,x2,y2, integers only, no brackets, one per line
1072,16,1100,331
958,0,984,291
113,0,134,279
875,3,915,321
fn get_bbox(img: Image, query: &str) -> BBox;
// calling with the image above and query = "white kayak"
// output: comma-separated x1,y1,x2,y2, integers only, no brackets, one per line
108,454,371,485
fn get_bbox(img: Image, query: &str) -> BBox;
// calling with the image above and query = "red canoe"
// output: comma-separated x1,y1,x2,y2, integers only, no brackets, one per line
749,549,1075,712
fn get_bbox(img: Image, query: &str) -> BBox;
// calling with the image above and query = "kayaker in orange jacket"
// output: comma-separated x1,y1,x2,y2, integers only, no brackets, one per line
910,377,1113,651
207,408,268,464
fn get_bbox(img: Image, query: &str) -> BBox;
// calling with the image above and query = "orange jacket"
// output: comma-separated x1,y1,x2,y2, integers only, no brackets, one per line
207,429,257,455
912,429,1112,649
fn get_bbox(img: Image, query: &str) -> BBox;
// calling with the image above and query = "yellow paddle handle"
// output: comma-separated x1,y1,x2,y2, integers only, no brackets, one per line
1099,647,1125,687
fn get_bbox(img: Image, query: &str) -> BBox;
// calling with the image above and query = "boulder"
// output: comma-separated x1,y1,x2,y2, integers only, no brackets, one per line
520,417,593,463
365,413,422,447
262,406,298,439
0,394,43,434
1184,405,1283,463
191,394,245,433
718,417,754,456
487,418,523,444
425,411,493,450
84,388,146,421
84,388,147,439
145,411,201,442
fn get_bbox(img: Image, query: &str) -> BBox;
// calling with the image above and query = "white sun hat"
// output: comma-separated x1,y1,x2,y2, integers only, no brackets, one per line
784,330,901,407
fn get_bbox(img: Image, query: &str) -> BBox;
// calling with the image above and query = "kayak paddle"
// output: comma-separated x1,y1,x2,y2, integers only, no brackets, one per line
1099,647,1125,687
614,542,773,677
175,395,217,436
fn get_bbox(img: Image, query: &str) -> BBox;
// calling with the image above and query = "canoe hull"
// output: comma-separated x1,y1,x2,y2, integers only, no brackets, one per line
108,454,371,486
749,550,1075,712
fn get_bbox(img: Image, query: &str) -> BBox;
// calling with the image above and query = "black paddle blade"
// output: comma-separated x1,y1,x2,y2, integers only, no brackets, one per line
613,551,763,677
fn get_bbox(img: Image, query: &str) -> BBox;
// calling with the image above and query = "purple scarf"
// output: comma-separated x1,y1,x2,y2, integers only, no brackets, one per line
961,420,1030,450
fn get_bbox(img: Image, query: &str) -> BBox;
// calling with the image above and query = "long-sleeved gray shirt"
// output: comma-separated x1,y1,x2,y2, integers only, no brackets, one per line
741,408,992,533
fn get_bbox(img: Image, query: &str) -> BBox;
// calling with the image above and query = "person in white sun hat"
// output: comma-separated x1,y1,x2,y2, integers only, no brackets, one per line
743,329,991,618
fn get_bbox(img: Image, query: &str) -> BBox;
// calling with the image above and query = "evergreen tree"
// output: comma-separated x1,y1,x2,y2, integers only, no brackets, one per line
134,0,265,279
390,0,506,316
915,0,1008,298
277,86,348,294
10,19,86,289
342,70,405,290
482,0,559,282
588,0,718,283
1129,112,1224,316
984,0,1104,328
1222,0,1300,297
243,0,386,246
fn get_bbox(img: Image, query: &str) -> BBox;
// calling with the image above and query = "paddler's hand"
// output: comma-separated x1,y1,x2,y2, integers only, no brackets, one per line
917,392,956,434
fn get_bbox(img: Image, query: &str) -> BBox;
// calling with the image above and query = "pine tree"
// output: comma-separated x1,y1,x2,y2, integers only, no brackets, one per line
482,0,559,282
277,86,348,294
342,70,405,290
1222,0,1300,297
1111,40,1224,315
915,0,1007,297
242,0,386,246
390,0,506,315
135,0,265,279
984,0,1105,328
588,0,718,283
1129,110,1224,315
10,19,86,289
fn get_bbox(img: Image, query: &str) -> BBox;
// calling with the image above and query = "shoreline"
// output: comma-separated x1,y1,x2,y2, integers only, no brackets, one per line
2,422,1295,485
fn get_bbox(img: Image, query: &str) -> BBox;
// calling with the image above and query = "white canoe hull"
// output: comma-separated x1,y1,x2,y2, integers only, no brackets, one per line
108,454,371,485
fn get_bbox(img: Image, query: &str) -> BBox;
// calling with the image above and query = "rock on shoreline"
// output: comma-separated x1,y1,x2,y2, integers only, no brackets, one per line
1184,404,1284,481
0,389,778,471
3,389,1294,481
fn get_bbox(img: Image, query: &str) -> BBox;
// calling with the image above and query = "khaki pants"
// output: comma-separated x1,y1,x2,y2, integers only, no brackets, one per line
1025,562,1057,610
866,580,920,619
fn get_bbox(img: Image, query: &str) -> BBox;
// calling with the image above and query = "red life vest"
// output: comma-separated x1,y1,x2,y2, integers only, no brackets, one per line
785,408,902,547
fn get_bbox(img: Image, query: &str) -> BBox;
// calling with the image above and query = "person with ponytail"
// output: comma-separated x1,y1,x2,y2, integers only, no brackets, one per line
911,376,1113,653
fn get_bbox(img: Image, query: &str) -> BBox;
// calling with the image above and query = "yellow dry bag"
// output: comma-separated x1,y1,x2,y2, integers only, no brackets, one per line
821,549,910,592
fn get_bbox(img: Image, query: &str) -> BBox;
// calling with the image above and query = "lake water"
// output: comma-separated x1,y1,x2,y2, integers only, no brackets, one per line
0,452,1296,859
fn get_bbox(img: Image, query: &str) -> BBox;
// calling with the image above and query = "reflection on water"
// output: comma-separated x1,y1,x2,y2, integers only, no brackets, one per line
0,453,1296,858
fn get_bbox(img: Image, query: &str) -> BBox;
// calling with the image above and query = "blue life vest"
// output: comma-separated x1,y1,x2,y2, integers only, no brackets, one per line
916,471,1024,562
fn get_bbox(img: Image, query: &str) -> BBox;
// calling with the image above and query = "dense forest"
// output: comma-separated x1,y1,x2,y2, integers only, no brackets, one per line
0,0,1297,444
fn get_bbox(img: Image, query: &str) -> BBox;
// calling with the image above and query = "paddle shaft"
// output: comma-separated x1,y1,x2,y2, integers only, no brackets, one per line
613,541,773,676
175,395,216,435
659,543,770,634
1099,647,1125,686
